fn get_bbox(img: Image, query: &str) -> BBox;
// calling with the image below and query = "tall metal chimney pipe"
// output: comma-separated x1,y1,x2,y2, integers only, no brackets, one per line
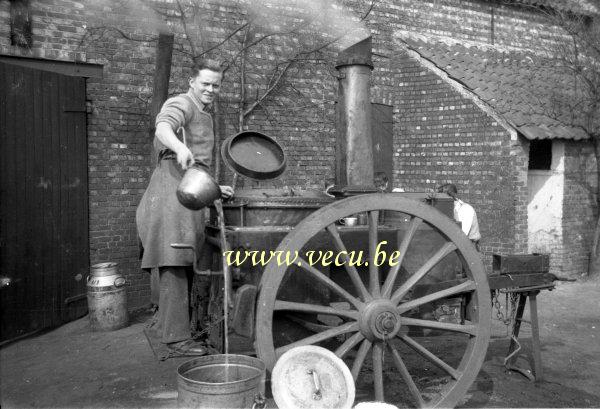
335,36,374,187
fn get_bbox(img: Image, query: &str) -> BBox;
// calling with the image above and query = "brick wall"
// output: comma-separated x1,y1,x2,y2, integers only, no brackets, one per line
1,0,594,307
1,0,163,308
389,51,527,269
512,136,530,255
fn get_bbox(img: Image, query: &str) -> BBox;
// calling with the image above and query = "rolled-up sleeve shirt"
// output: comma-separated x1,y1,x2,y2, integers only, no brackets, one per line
154,90,214,169
454,199,481,241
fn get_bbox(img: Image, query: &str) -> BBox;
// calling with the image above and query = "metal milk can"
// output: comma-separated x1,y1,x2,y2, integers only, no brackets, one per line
87,262,129,331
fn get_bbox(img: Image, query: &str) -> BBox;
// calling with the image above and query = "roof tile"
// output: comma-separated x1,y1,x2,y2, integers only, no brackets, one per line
402,37,593,140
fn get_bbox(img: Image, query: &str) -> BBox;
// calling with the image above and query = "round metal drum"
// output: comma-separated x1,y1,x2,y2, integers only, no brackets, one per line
272,346,355,409
221,131,286,180
87,262,128,331
210,188,334,227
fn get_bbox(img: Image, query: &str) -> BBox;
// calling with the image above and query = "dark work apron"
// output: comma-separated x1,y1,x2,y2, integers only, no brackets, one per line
136,98,214,270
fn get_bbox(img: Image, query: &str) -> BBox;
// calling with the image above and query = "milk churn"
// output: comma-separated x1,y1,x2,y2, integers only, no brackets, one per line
87,262,129,331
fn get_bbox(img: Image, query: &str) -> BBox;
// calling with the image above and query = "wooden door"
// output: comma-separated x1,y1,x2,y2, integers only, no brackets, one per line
0,62,89,343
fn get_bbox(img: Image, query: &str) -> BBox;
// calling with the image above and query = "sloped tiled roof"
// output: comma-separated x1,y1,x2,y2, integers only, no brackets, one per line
399,35,592,140
510,0,600,15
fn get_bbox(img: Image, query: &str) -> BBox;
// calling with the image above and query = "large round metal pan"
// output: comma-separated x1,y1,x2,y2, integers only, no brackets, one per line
221,131,286,180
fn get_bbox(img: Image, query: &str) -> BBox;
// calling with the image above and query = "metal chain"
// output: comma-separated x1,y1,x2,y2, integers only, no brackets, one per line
193,315,225,339
491,289,520,337
505,290,519,325
492,290,518,324
491,290,510,325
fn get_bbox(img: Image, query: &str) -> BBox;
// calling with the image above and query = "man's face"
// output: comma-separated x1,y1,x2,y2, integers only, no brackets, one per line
189,69,222,105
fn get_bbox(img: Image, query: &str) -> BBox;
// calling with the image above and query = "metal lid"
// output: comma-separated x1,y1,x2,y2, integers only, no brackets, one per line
272,346,355,409
90,262,119,277
221,131,286,180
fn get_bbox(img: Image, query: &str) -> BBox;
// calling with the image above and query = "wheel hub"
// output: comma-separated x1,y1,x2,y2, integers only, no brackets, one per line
359,300,401,341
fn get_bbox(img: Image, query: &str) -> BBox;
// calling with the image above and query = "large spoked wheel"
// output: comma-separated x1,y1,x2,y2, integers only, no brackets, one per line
255,194,491,408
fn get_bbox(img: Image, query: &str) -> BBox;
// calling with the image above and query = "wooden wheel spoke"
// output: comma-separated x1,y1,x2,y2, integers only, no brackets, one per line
335,332,364,358
388,343,425,408
274,300,359,320
373,342,384,401
382,216,423,297
391,242,457,304
399,317,477,335
275,322,359,357
293,257,363,310
255,195,491,409
351,339,372,380
368,210,381,297
399,334,461,380
326,224,372,302
397,280,475,313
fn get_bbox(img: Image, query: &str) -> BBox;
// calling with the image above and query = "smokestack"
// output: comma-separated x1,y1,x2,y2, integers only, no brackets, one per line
335,36,374,187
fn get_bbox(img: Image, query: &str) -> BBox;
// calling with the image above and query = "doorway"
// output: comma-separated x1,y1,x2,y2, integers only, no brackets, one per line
0,61,89,343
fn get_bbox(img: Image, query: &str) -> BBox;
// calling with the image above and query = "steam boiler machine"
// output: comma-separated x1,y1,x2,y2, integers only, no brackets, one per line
186,37,550,408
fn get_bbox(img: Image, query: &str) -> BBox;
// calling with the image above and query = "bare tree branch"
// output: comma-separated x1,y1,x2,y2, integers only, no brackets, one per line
243,59,294,118
238,0,378,119
200,22,251,59
175,0,198,61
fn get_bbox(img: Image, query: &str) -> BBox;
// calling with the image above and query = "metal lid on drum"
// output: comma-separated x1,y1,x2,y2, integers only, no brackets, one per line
272,346,355,409
90,262,119,277
221,131,286,180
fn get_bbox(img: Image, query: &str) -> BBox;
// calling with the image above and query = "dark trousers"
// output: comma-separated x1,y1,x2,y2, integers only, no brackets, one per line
156,266,191,344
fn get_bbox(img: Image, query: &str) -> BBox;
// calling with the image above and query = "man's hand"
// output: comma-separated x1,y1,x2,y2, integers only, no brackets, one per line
220,185,234,199
156,122,194,170
176,145,194,170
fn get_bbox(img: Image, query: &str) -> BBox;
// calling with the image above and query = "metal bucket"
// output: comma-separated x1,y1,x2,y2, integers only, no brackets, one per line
176,165,221,210
87,262,129,331
177,354,266,408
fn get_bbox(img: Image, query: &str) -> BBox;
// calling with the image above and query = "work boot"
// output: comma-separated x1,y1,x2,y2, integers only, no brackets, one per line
167,339,208,356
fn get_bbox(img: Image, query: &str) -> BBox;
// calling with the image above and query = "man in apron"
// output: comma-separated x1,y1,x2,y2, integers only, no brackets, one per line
137,60,233,355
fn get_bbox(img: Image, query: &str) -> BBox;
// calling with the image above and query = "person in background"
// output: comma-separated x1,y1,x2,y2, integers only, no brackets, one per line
136,60,233,356
437,183,481,250
374,171,389,192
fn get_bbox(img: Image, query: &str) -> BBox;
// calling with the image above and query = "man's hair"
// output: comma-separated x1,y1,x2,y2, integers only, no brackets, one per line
437,183,458,199
191,59,224,78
